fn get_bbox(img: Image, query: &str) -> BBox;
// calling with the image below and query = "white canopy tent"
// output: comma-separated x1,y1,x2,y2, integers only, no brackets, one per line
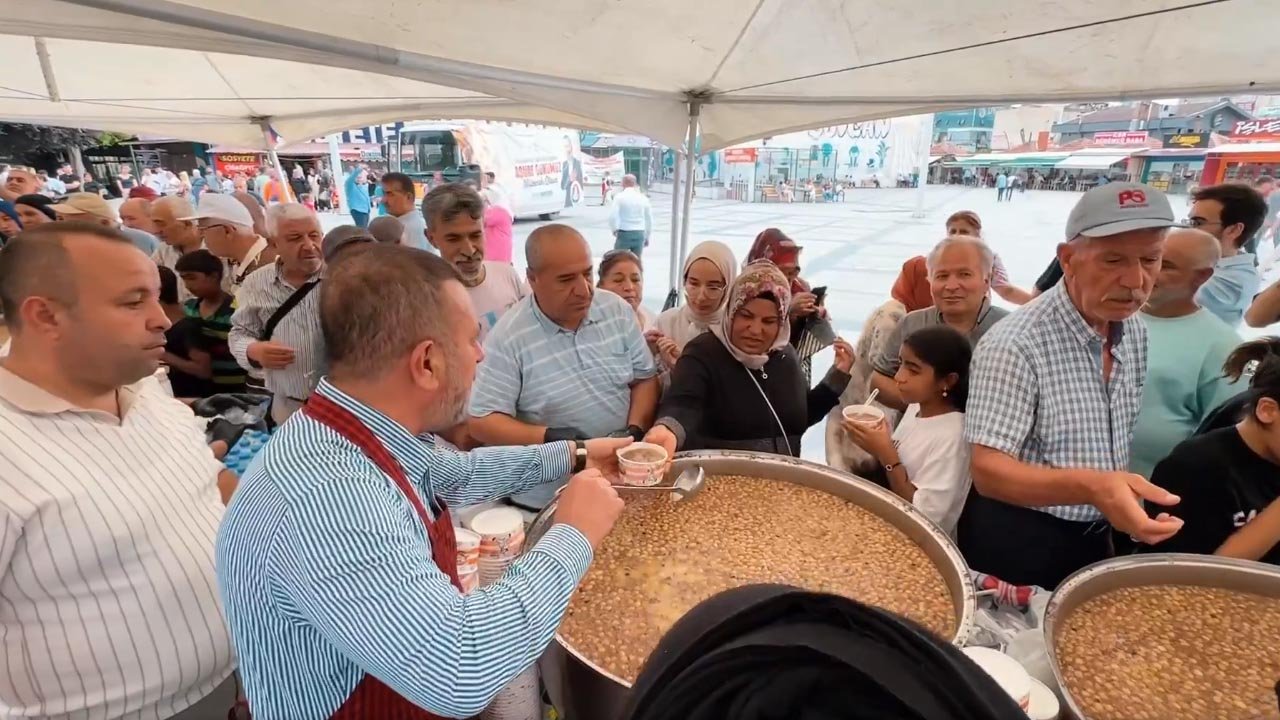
2,0,1278,287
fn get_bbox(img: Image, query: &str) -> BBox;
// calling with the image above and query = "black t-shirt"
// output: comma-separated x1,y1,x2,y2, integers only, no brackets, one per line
1142,427,1280,564
165,315,215,398
1034,258,1063,293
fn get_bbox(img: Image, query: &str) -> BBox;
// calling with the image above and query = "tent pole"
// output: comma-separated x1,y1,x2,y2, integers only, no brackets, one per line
912,113,935,219
327,134,346,214
667,147,683,297
675,101,701,301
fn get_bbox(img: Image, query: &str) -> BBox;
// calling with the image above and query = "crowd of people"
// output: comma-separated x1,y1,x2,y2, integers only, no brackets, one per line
2,168,1280,719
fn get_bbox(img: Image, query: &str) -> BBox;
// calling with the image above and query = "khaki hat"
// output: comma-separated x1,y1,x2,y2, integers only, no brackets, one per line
54,192,118,223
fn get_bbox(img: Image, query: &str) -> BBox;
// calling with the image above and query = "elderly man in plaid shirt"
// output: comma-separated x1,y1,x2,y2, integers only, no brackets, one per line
958,183,1185,589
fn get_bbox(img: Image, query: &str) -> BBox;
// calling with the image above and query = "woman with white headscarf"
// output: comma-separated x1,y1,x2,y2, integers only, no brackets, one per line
647,240,738,370
644,260,854,458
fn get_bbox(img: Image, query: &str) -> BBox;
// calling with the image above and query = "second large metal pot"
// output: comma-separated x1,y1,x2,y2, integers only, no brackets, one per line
1044,553,1280,720
526,450,977,720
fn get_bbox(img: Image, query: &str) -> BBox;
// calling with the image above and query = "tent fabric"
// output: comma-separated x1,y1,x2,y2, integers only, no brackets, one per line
1,0,1277,150
1055,153,1132,169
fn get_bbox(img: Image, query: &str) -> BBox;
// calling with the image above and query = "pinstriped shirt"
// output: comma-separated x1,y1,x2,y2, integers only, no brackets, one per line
964,281,1148,522
227,261,325,407
0,366,233,719
215,380,590,720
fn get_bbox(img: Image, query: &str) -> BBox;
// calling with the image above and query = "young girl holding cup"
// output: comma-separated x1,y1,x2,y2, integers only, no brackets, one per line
843,325,972,535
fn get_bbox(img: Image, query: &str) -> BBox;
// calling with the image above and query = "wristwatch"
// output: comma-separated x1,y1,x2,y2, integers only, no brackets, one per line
883,461,900,473
609,425,645,442
571,441,589,474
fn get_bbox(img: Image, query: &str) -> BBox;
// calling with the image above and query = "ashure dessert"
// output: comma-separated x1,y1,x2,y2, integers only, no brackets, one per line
558,475,956,682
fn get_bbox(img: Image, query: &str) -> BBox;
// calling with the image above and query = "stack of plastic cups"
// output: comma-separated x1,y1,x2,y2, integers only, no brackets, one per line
454,527,480,594
468,507,526,587
468,507,540,720
479,665,540,720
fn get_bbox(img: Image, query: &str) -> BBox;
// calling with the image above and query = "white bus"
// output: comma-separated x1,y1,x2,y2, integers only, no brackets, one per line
394,121,584,220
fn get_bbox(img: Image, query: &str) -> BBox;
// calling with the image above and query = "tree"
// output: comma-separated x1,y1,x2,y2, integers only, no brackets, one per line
0,123,106,164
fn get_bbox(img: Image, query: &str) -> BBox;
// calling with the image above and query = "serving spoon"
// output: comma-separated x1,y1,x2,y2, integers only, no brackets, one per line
612,466,706,502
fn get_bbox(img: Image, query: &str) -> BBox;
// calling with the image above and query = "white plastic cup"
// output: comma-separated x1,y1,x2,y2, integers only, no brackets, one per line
480,665,540,720
468,508,526,588
457,568,479,595
842,404,886,426
1027,678,1061,720
616,442,669,486
963,647,1032,711
454,527,480,575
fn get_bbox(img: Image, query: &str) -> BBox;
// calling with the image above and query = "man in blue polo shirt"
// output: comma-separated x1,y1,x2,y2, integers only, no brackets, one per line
470,224,660,509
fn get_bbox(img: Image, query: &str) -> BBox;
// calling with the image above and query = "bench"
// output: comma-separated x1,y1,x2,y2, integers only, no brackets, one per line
759,185,780,202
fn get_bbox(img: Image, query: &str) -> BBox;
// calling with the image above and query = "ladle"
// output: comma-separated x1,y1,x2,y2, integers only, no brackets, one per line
612,465,706,502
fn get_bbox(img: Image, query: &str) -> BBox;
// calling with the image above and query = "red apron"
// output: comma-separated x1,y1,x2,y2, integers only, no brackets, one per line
301,392,463,720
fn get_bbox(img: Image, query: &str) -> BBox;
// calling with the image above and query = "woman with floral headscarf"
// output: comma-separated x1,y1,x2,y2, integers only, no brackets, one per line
644,260,854,458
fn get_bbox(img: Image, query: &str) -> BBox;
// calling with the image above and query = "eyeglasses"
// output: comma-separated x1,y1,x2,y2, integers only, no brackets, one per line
199,223,234,235
1184,217,1224,230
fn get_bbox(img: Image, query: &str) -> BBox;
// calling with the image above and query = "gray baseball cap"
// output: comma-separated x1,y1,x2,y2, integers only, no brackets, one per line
1065,182,1175,240
322,225,375,260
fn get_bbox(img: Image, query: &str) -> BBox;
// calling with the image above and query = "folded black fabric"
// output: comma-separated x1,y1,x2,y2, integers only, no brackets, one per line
620,584,1026,720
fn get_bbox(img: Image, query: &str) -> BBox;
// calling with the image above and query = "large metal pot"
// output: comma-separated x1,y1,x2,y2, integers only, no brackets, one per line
526,450,977,720
1044,554,1280,720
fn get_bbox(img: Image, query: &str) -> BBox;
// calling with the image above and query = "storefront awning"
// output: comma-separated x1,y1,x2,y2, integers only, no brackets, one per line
1055,153,1131,170
945,153,1071,168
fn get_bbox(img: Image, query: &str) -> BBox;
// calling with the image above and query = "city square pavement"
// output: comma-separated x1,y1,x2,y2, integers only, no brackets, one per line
322,186,1233,462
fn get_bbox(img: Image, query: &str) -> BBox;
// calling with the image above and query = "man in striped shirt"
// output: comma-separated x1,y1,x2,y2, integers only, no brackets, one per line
216,244,630,719
469,224,660,509
228,203,326,424
0,223,238,719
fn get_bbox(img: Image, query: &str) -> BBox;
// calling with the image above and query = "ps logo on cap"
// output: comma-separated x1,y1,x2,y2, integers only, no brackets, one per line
1065,182,1174,239
1117,189,1148,208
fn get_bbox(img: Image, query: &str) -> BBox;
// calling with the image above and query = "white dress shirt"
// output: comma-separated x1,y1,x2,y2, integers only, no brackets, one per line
608,187,653,238
0,366,233,719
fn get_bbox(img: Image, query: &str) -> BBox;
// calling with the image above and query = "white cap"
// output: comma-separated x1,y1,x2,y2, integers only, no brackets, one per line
178,193,254,228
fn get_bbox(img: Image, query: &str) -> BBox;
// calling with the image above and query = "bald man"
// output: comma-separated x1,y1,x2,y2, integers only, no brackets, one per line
469,224,659,509
118,196,156,234
1130,228,1243,478
0,222,239,718
608,173,652,256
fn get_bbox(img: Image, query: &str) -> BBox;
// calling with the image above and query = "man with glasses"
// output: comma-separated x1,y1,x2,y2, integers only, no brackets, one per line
1186,183,1268,326
182,192,273,294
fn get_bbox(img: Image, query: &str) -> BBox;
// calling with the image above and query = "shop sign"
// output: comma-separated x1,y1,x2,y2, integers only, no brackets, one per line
214,152,261,176
722,148,758,163
1163,133,1209,149
1092,131,1149,145
1231,119,1280,140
